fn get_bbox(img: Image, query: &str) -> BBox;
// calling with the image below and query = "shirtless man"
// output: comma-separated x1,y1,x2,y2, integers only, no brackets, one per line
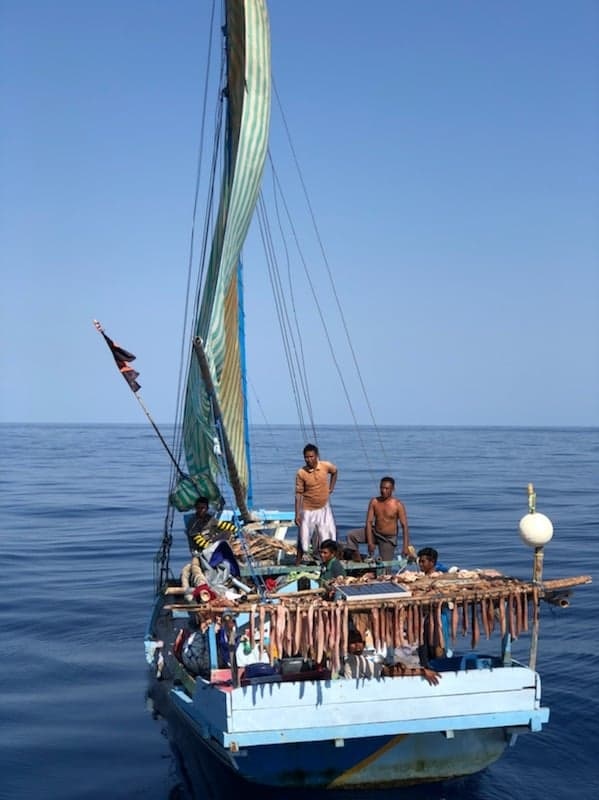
347,476,411,561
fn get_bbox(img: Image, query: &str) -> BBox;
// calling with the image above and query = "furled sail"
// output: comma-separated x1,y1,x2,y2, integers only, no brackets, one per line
171,0,271,515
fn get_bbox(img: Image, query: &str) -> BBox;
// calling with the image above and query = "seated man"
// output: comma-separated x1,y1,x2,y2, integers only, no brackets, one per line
417,547,452,659
319,539,346,582
184,496,214,553
343,630,381,679
236,627,271,667
319,539,346,600
417,546,448,575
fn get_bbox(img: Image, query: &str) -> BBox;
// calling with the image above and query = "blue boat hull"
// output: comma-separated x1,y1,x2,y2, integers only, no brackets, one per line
146,590,548,792
167,699,509,790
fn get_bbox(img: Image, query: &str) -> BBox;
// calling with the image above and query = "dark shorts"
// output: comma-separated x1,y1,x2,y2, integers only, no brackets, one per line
374,530,397,561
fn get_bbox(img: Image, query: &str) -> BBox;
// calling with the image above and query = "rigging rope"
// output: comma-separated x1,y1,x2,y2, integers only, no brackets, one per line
271,79,392,472
266,167,318,437
173,0,225,487
157,0,221,590
256,193,315,443
171,0,220,481
260,152,376,477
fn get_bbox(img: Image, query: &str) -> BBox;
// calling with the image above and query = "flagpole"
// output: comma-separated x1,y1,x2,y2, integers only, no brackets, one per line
93,320,186,479
133,392,188,478
133,393,187,478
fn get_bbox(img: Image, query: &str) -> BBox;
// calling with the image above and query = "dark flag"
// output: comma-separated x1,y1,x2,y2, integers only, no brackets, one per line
94,320,141,392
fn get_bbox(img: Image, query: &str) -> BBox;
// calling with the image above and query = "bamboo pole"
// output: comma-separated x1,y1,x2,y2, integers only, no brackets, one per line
163,575,591,615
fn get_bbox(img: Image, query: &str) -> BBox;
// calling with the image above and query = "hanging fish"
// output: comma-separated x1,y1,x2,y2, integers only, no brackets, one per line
471,600,480,650
372,607,381,652
393,604,401,649
294,604,303,655
416,604,424,646
342,603,349,657
307,602,315,659
451,599,459,644
436,601,445,651
406,605,414,645
508,592,516,639
498,598,506,637
398,605,406,647
285,604,295,655
486,597,496,637
522,591,529,632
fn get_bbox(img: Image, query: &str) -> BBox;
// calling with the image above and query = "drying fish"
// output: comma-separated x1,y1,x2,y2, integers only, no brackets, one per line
398,605,406,647
498,598,506,637
471,599,480,650
436,601,445,651
508,592,516,640
451,600,459,644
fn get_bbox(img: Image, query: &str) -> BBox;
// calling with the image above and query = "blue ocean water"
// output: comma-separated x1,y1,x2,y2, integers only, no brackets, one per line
1,424,597,800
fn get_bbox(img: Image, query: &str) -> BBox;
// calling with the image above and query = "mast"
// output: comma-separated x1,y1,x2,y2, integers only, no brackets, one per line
170,0,270,514
237,258,254,507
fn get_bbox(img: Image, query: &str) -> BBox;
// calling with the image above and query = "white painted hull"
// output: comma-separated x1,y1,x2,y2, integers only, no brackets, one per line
151,648,547,789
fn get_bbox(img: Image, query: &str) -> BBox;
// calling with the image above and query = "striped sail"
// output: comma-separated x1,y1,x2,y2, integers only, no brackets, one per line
171,0,271,512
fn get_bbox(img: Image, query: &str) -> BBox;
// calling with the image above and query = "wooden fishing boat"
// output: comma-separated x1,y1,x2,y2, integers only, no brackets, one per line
146,540,589,789
93,0,592,791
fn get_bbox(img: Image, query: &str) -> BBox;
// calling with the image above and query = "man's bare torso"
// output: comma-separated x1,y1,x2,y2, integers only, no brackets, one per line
372,497,404,536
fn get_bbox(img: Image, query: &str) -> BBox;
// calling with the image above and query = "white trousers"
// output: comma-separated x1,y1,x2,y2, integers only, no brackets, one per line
298,502,336,551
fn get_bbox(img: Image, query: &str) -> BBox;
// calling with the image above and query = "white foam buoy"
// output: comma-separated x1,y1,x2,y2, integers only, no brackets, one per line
519,511,554,547
519,481,554,547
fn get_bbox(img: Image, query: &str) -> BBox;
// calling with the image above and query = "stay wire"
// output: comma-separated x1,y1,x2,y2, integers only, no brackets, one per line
158,0,220,582
272,78,390,471
265,164,317,439
265,155,375,476
256,197,308,437
173,10,225,489
256,192,315,442
171,0,221,488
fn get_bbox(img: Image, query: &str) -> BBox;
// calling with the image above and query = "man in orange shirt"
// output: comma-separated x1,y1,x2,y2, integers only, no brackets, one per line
294,443,338,564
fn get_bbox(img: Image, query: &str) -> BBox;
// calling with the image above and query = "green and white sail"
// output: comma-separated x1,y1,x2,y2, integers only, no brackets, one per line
171,0,271,516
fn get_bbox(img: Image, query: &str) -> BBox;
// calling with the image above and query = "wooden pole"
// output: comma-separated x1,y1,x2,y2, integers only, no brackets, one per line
528,545,544,671
163,575,590,609
527,483,542,671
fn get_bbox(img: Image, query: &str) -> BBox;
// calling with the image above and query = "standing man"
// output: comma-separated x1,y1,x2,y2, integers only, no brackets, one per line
347,476,411,562
294,443,338,564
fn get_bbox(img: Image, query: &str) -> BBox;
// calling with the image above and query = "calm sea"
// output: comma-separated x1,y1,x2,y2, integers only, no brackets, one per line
1,424,597,800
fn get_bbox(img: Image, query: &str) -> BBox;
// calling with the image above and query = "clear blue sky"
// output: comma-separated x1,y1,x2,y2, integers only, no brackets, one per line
2,0,598,426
